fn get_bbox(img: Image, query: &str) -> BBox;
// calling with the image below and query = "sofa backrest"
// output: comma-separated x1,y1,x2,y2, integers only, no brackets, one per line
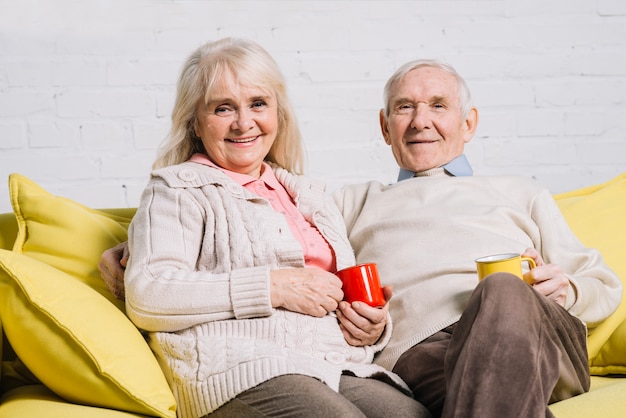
0,212,18,251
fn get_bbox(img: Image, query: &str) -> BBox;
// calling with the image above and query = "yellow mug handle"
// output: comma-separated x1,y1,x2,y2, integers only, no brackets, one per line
521,256,536,270
521,256,536,284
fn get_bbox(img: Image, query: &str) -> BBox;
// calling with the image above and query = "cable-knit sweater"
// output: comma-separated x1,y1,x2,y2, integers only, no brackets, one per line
333,168,622,370
125,161,407,418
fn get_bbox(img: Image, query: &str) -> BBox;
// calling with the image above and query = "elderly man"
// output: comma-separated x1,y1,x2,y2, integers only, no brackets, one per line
100,59,622,418
332,59,621,417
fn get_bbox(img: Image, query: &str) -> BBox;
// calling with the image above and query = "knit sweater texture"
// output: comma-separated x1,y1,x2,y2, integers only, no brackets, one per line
125,161,406,418
333,168,622,370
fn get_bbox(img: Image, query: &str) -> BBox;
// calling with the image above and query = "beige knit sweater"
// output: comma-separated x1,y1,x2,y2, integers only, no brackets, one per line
125,161,407,418
334,168,622,370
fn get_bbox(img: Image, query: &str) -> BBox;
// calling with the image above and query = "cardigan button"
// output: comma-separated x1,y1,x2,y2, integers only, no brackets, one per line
325,352,345,365
178,169,196,182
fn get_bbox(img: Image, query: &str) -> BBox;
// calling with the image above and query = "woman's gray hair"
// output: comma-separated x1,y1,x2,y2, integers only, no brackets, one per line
153,37,304,174
382,59,473,118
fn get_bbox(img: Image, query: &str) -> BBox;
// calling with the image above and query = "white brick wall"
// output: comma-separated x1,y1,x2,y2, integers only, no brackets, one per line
1,0,625,213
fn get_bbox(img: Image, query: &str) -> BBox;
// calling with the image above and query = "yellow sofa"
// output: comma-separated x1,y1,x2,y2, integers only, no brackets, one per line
1,172,626,417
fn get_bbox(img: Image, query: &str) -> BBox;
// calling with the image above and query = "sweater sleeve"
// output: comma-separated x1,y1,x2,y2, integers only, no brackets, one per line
125,178,272,332
530,187,622,329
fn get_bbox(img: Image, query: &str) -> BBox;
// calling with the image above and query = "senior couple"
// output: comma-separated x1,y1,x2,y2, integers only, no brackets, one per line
99,37,621,418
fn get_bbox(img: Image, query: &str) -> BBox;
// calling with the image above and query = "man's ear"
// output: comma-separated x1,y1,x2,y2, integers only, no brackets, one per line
379,109,391,145
463,107,479,143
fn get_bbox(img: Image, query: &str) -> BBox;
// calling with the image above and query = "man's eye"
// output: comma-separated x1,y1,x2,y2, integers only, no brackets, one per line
396,104,414,114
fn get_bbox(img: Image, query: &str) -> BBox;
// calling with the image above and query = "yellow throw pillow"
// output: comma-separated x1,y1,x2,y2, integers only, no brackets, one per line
9,173,131,311
555,172,626,375
0,249,176,417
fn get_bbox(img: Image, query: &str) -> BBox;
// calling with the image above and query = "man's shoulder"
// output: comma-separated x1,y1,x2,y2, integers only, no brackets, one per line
332,180,391,214
334,180,389,198
472,175,550,203
477,174,543,190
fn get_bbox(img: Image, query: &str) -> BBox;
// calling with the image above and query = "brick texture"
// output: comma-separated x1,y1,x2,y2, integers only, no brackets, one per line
0,0,625,212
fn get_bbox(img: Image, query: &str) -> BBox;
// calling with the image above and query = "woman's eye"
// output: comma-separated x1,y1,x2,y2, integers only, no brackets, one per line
251,101,267,109
214,106,232,115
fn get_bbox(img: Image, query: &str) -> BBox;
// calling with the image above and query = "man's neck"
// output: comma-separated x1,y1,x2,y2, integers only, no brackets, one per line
397,154,473,182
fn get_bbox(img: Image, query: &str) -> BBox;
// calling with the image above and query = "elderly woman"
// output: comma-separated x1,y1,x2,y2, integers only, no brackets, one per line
121,38,428,418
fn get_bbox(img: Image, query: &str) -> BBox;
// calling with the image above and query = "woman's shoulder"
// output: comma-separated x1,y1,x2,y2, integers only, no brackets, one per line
151,161,227,189
271,164,327,195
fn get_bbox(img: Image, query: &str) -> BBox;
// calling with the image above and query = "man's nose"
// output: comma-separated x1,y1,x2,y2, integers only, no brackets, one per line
410,103,430,130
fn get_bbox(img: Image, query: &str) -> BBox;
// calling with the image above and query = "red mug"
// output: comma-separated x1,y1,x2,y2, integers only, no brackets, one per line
335,263,386,307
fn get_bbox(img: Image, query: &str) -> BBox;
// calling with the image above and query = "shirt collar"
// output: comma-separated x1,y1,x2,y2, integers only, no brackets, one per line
397,154,473,182
188,153,279,190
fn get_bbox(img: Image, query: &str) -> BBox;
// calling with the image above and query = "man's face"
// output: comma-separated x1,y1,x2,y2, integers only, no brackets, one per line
380,66,478,173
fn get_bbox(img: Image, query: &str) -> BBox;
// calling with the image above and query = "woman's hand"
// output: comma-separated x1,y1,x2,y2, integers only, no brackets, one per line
270,267,344,317
522,248,570,306
98,241,129,301
336,286,392,346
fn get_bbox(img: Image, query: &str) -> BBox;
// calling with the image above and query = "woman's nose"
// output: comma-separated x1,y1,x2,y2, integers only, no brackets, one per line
232,108,254,131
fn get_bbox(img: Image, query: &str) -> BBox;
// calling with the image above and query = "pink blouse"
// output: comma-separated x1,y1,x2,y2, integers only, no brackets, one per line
189,154,336,272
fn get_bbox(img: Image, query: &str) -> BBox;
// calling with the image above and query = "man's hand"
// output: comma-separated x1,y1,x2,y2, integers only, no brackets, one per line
270,267,344,318
522,248,570,306
336,286,392,346
98,241,129,301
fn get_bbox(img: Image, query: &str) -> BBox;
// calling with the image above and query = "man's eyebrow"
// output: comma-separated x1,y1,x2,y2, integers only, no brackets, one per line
391,97,413,106
391,95,450,106
430,95,450,103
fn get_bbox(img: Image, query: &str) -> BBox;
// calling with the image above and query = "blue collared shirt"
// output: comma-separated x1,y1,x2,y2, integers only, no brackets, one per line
397,154,473,181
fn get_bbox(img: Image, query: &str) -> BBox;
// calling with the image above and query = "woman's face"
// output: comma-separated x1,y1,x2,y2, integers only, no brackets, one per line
195,74,278,178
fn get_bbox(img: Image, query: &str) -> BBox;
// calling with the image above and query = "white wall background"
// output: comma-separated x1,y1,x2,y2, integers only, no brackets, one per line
1,0,625,214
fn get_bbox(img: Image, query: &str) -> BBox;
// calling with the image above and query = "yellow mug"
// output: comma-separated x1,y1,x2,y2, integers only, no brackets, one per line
475,253,536,284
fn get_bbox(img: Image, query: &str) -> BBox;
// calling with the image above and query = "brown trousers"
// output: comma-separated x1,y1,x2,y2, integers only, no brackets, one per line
393,273,589,418
208,374,431,417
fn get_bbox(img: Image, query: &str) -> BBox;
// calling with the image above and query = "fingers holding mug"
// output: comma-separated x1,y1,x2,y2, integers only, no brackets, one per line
335,263,386,308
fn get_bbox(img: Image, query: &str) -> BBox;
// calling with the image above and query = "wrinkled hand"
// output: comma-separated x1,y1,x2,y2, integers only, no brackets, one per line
522,248,570,306
270,267,343,317
336,286,392,346
98,241,129,301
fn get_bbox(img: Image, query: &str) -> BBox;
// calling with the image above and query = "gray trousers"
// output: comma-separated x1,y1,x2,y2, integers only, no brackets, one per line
393,273,589,418
208,373,431,417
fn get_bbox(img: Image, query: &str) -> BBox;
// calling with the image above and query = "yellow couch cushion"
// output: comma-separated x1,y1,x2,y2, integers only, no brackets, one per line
554,172,626,375
0,249,175,417
0,385,149,417
9,173,131,312
548,376,626,417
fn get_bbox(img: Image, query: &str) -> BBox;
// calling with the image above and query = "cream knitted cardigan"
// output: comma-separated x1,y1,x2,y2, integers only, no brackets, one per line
125,161,407,418
334,169,622,370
